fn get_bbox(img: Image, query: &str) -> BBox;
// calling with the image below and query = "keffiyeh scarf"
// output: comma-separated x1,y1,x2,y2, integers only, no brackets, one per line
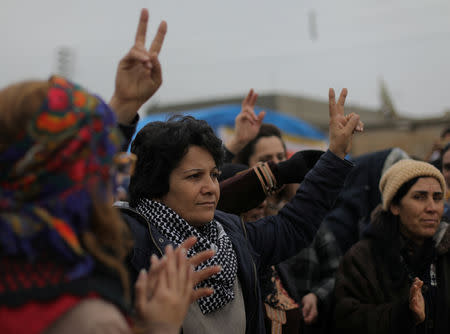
0,76,122,280
136,198,238,314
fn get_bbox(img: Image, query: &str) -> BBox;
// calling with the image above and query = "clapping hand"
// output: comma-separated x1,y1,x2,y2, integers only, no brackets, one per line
409,277,425,325
110,9,167,125
134,237,221,333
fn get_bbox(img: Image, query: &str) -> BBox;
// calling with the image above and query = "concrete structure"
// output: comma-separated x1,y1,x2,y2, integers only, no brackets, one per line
145,94,450,159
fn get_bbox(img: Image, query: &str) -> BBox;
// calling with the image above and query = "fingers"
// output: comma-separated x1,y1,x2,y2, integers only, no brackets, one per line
249,90,258,108
239,109,257,124
242,89,253,106
328,88,336,118
302,303,311,318
193,265,221,285
337,88,348,114
149,53,163,84
133,9,166,65
257,110,266,124
134,269,148,315
175,246,188,292
164,245,176,290
127,48,151,63
149,21,168,55
147,254,163,296
329,88,347,118
356,120,364,132
191,287,214,303
183,257,194,297
344,113,361,135
413,278,424,291
179,236,197,252
188,249,215,267
304,310,316,324
410,277,423,300
135,9,149,46
344,114,364,132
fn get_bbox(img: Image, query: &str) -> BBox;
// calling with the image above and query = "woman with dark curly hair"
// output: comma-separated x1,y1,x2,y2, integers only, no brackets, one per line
116,88,363,333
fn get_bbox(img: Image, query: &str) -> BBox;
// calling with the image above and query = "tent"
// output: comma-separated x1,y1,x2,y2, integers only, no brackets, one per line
133,104,328,155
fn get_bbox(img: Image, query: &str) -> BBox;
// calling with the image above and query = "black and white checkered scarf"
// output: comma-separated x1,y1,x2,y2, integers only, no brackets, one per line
136,198,238,314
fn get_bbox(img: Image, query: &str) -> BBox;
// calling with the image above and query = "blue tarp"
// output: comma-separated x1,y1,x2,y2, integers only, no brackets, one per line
135,104,326,141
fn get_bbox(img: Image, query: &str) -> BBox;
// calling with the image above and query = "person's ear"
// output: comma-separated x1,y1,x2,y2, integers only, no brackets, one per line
390,204,400,216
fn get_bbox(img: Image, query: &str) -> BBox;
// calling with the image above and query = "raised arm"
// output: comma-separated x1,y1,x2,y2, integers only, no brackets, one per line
218,150,324,214
110,8,167,125
242,88,362,266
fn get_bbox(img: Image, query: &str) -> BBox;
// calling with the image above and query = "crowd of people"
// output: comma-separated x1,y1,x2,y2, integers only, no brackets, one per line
1,7,450,334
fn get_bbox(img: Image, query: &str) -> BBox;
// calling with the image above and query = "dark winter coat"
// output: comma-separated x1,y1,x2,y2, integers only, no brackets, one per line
324,148,409,253
334,217,450,334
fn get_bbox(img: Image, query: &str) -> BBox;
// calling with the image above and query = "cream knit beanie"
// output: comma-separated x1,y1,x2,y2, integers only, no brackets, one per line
379,159,446,211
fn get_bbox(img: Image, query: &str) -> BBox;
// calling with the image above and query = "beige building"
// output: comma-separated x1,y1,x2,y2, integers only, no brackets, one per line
146,94,450,159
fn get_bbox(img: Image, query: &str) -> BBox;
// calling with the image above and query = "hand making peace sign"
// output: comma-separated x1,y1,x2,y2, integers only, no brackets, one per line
226,89,266,154
110,9,167,124
327,88,364,159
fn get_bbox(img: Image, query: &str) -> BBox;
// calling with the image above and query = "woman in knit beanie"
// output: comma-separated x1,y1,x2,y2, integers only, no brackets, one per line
334,159,450,334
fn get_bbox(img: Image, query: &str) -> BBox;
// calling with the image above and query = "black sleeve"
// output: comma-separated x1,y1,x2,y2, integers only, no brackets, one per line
118,114,139,151
223,145,235,163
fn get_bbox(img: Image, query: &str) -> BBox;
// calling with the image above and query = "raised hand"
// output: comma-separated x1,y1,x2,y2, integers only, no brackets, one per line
110,9,167,124
409,277,425,325
225,89,266,154
328,88,363,159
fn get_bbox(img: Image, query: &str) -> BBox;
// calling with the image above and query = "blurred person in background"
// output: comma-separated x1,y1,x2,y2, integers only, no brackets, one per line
234,121,341,334
439,143,450,221
218,158,341,334
113,152,137,202
0,76,198,334
324,147,410,254
234,123,299,216
0,8,218,333
425,126,450,170
215,90,362,333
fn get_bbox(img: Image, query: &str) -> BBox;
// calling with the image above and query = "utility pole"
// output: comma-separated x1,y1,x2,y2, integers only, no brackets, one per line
55,46,75,79
379,78,398,119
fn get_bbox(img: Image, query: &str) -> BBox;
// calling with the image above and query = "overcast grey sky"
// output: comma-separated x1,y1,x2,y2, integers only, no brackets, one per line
2,0,450,118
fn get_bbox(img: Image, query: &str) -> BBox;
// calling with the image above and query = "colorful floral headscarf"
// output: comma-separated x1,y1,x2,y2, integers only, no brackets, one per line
0,76,123,280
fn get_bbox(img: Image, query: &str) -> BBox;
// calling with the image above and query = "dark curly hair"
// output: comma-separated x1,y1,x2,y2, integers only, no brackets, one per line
128,115,224,206
234,123,286,166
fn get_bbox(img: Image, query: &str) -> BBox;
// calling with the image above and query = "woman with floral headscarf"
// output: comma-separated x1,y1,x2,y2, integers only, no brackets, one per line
0,9,217,334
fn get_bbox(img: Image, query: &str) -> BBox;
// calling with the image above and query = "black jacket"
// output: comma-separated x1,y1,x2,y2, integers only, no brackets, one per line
324,148,409,253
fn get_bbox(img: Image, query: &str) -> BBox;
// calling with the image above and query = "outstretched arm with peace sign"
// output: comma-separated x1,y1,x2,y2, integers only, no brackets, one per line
110,9,167,125
327,88,363,159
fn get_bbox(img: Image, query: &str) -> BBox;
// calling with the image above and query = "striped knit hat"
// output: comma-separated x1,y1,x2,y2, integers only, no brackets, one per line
379,159,446,211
